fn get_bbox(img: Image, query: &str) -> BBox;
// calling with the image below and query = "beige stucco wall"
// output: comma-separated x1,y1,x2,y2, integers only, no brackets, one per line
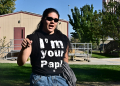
20,13,42,37
57,21,68,35
0,13,41,42
0,12,68,44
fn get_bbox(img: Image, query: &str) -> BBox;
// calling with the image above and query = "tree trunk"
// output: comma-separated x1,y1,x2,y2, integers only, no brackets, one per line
118,41,120,57
102,41,105,53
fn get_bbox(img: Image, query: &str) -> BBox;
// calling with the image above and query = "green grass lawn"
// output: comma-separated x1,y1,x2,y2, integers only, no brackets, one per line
92,51,119,58
70,65,120,83
0,63,120,86
0,63,31,86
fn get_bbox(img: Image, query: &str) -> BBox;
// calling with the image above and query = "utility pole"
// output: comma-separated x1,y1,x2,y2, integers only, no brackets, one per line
68,5,70,40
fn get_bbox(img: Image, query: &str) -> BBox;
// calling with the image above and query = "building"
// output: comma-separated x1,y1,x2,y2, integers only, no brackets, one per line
100,37,114,45
0,11,68,50
102,0,120,12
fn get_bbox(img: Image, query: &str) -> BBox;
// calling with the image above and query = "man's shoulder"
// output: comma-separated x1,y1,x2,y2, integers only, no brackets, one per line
26,32,38,39
62,34,69,40
63,34,68,38
27,33,35,38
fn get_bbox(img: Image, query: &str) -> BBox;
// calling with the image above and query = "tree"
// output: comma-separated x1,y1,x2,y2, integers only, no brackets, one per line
90,10,102,49
0,0,16,15
103,0,120,55
98,10,109,52
79,4,94,43
68,7,82,42
70,37,80,43
68,4,102,48
0,36,6,48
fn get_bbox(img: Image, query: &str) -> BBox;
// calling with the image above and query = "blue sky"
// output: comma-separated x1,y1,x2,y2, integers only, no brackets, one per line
14,0,102,37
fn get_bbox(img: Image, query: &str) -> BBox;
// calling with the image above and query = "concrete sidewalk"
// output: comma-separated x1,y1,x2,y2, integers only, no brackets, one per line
69,57,120,65
0,57,120,65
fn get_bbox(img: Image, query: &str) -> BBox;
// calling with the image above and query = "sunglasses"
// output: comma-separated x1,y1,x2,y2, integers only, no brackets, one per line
46,17,59,23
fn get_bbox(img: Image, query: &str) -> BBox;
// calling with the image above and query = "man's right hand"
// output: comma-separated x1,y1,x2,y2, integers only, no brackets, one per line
21,38,32,49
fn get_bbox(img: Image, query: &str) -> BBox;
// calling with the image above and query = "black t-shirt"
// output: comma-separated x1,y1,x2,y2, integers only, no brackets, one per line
27,31,69,75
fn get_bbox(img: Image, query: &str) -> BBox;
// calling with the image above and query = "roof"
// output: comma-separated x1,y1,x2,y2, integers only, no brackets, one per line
107,37,114,40
100,37,114,41
0,11,68,23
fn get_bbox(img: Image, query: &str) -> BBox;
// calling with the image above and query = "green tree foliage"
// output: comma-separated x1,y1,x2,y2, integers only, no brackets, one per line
103,0,120,54
0,0,16,15
70,37,80,43
68,4,102,47
103,1,119,40
68,7,81,41
98,11,109,52
91,10,102,48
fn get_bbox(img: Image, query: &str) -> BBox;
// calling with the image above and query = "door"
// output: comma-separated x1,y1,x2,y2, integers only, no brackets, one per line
14,27,25,50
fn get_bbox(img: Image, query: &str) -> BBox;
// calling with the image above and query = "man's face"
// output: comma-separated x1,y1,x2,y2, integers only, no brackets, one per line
43,12,59,34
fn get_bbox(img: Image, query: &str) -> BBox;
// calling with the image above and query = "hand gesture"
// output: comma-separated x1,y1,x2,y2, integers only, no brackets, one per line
21,38,32,49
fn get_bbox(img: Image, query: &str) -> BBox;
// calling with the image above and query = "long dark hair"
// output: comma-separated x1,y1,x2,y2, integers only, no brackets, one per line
32,8,71,51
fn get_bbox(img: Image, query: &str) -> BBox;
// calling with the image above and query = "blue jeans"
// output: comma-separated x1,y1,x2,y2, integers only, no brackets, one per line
30,73,68,86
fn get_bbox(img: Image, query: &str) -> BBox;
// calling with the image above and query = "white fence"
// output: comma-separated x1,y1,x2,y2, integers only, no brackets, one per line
0,39,23,60
69,43,92,62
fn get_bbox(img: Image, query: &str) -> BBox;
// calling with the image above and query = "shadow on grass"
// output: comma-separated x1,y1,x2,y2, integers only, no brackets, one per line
70,65,120,83
0,63,32,86
92,52,118,58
